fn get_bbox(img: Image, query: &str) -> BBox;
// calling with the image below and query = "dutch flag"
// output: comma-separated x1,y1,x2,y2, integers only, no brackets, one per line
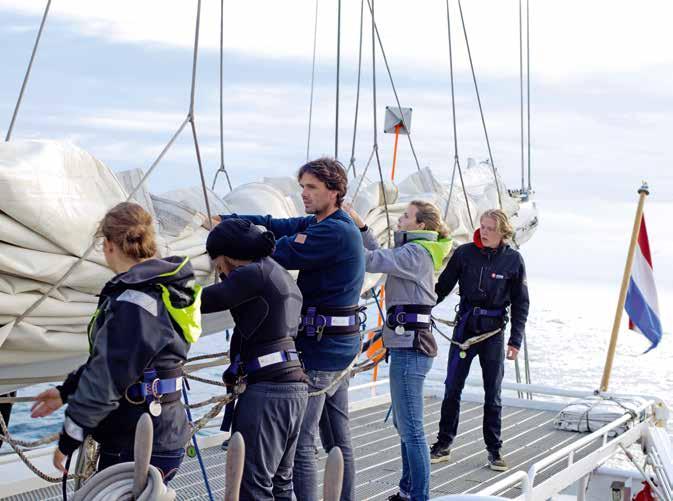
624,215,663,351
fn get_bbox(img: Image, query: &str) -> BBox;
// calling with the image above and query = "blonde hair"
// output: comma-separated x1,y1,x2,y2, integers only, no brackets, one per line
409,200,450,239
98,202,157,260
480,209,514,241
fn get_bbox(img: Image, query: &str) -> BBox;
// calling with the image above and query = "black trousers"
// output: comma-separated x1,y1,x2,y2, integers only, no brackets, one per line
437,331,504,453
233,381,308,501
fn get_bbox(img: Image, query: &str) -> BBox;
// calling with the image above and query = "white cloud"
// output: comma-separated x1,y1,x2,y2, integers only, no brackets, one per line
2,0,673,82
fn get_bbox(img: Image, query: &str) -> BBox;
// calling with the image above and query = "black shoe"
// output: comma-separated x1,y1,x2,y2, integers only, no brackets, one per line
387,493,409,501
430,442,451,464
220,439,229,451
488,451,508,471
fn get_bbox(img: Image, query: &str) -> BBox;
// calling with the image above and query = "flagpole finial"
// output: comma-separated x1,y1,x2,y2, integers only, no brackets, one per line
638,182,650,195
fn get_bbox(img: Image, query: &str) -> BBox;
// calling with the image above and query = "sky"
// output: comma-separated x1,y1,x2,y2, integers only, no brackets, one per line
0,0,671,324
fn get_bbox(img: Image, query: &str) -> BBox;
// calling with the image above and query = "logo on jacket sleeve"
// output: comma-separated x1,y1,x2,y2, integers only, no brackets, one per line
294,233,307,244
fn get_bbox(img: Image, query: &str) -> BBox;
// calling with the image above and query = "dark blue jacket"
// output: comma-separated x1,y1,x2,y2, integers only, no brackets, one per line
221,209,365,370
57,257,199,455
435,242,529,349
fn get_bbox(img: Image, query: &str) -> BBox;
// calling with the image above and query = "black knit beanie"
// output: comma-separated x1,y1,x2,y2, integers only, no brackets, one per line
206,218,275,260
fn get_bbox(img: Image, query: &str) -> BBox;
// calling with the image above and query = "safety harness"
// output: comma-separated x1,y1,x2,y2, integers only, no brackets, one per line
219,348,302,432
385,304,433,335
299,305,365,341
444,305,507,383
125,367,183,417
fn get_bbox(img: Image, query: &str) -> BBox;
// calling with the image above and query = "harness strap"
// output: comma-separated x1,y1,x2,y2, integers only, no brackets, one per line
470,306,505,318
453,306,507,344
224,350,302,379
244,350,301,373
125,367,183,405
299,305,364,339
219,350,300,432
385,304,433,331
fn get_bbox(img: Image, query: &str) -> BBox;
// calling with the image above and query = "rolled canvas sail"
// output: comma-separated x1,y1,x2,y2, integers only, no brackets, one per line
0,140,537,392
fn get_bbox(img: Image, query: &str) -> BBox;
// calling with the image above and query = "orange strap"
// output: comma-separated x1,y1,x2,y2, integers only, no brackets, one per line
390,124,401,180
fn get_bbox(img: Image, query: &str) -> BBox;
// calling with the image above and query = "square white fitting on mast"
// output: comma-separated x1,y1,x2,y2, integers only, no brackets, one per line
384,106,412,135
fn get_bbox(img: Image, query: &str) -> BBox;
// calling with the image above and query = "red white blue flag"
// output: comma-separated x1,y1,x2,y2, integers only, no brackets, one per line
625,215,662,351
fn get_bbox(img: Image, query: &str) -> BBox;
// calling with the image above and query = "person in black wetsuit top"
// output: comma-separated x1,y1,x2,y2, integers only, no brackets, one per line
202,218,307,501
429,209,529,472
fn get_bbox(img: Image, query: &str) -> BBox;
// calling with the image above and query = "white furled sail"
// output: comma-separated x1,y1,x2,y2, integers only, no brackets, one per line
0,140,537,393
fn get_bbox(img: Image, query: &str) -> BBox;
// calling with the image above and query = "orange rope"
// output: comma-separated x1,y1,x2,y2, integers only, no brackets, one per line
390,123,401,180
367,286,386,381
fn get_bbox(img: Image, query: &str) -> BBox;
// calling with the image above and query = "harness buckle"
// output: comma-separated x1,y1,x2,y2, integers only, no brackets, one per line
357,308,368,331
124,384,146,405
316,322,326,342
150,378,162,399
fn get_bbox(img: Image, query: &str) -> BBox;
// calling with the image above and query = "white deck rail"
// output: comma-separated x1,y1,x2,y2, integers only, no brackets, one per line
470,397,657,501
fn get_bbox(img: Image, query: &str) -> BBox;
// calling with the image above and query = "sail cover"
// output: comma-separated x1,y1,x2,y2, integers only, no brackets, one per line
0,140,537,392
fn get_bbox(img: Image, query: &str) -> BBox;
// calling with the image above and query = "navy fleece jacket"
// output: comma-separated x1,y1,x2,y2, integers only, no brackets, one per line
220,209,365,370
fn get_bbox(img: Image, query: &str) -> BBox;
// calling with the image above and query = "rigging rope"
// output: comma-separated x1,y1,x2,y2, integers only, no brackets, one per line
457,0,503,209
444,158,458,221
519,0,525,192
0,337,386,485
0,411,82,483
335,0,342,160
15,0,218,324
432,322,502,352
347,0,366,179
369,0,392,248
526,0,532,191
306,0,320,162
349,146,376,203
5,0,52,142
365,0,422,174
443,0,474,229
189,0,215,236
218,0,232,191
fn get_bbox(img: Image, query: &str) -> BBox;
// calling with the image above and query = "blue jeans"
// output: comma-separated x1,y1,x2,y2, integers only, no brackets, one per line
98,445,185,484
390,348,433,501
293,370,354,501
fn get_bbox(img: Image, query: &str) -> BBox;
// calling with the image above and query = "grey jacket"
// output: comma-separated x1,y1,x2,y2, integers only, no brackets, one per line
361,229,438,355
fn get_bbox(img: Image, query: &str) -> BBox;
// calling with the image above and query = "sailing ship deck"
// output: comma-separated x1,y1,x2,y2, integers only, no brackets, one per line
5,396,600,500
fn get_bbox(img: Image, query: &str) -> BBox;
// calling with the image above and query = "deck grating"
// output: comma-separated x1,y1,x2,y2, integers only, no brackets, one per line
3,398,594,500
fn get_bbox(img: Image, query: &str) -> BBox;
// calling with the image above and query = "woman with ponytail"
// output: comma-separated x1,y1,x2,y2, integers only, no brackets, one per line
32,202,201,483
202,218,308,500
345,200,452,501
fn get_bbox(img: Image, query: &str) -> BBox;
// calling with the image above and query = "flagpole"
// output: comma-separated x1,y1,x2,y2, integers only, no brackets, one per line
599,182,650,392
